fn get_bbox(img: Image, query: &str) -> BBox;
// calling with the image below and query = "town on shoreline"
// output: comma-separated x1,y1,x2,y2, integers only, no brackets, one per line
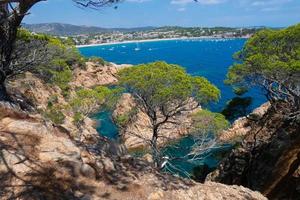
75,36,250,48
23,23,261,47
73,27,256,47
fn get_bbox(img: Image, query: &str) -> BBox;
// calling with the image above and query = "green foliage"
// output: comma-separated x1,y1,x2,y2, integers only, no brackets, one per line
192,77,220,105
221,97,252,121
45,94,65,125
44,107,65,125
73,112,84,126
191,109,230,137
47,95,59,108
17,29,86,82
70,86,117,125
233,86,248,96
47,38,85,67
114,107,138,127
17,28,49,42
76,86,112,102
50,59,72,96
118,61,221,166
225,24,300,107
118,61,220,108
89,56,106,66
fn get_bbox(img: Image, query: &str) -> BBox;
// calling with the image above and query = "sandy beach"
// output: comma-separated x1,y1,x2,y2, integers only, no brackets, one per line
75,36,245,48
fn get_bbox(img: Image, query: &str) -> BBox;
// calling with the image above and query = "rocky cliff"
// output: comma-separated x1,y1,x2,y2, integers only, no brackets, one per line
7,62,122,141
0,61,268,200
218,102,270,142
0,99,268,200
208,102,300,200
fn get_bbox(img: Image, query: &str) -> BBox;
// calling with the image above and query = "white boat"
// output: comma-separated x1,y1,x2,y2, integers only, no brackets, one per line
134,42,140,51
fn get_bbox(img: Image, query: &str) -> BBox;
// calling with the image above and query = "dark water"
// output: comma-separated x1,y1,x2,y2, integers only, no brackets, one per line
79,39,266,177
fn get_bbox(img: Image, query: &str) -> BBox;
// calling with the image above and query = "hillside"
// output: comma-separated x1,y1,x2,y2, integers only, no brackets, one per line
0,61,267,200
22,23,156,36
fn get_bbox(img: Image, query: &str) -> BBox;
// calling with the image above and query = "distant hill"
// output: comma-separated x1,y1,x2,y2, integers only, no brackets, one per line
22,23,156,36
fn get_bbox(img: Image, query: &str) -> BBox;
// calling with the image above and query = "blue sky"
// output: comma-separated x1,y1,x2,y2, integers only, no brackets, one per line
24,0,300,28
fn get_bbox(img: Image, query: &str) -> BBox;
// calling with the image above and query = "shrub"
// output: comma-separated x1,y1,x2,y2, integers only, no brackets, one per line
73,112,84,127
44,107,65,125
114,107,138,127
70,86,117,126
50,59,72,96
89,56,106,66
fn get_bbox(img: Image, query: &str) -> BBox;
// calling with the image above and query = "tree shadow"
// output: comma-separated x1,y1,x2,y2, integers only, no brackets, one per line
0,130,98,200
221,97,253,122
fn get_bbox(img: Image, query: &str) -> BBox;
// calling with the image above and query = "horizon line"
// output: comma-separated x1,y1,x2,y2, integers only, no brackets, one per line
22,22,287,29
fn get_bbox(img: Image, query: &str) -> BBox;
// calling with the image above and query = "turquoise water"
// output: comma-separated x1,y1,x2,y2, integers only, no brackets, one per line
78,38,266,176
92,111,119,139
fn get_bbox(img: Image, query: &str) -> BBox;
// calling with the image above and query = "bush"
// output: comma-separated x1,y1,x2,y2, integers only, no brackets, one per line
44,107,65,125
70,86,116,126
50,59,72,96
114,108,138,127
191,109,230,137
19,29,85,82
73,112,84,126
47,95,59,108
89,56,106,66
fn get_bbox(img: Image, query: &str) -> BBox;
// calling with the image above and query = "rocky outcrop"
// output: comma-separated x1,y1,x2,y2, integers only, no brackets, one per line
208,102,300,199
218,102,270,142
7,62,125,143
113,93,200,150
71,62,130,88
71,62,118,87
0,102,267,200
8,72,67,110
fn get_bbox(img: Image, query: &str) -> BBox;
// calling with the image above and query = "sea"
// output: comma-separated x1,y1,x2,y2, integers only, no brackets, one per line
78,38,266,177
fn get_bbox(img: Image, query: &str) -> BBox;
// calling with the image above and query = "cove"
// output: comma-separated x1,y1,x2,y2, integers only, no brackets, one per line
79,38,267,177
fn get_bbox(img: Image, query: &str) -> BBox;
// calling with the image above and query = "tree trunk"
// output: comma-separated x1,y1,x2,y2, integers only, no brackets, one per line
0,1,40,102
151,125,160,168
0,80,10,101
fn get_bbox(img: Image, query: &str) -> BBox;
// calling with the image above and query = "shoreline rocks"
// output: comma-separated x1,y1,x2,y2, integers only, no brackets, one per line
208,102,300,199
218,102,270,142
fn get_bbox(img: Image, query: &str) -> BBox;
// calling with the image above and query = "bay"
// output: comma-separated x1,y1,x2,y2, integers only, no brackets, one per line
78,38,266,177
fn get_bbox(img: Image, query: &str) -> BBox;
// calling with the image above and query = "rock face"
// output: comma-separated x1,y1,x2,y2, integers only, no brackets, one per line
8,72,67,110
7,62,124,142
0,101,267,200
71,62,119,88
218,102,270,142
208,102,300,200
113,93,200,150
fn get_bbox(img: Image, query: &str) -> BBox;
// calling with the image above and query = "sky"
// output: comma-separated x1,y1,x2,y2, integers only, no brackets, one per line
23,0,300,28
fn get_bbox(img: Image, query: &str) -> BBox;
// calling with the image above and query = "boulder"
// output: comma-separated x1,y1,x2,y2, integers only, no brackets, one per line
80,163,96,179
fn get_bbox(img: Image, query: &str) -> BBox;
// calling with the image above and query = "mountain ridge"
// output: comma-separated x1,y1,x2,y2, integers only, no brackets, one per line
22,23,157,36
22,23,279,36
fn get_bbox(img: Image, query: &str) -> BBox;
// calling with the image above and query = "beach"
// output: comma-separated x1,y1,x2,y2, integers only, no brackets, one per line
75,36,248,48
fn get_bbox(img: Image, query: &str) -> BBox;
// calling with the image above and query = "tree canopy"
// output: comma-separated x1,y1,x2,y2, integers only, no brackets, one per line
189,109,229,157
119,61,220,110
118,61,220,166
225,24,300,114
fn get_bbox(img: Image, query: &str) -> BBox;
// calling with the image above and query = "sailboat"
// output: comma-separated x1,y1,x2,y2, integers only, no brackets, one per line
134,42,141,51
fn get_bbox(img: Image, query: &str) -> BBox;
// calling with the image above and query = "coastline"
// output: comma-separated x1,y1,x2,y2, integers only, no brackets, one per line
76,36,248,48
